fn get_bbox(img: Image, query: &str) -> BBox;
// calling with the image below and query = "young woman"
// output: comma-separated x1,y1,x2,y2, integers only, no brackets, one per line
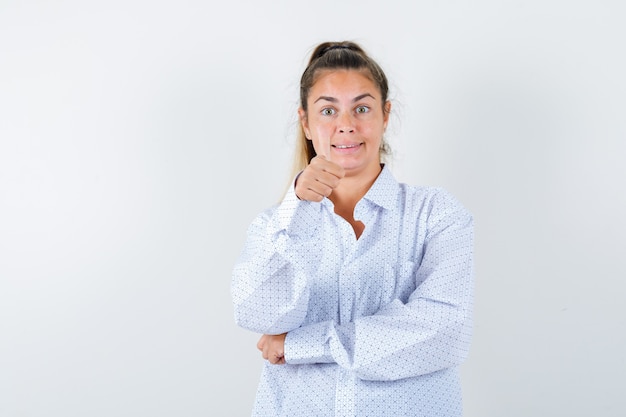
231,41,474,417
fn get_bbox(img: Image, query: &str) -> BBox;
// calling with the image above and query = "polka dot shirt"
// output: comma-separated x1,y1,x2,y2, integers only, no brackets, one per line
232,166,474,417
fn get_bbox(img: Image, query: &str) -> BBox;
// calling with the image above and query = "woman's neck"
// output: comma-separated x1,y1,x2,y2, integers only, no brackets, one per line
328,164,382,237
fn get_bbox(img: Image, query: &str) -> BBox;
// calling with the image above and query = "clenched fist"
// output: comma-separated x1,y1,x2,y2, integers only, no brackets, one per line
257,333,287,365
295,155,345,202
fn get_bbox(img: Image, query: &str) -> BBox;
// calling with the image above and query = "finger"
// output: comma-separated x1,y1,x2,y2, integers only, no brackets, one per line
256,335,266,351
297,172,333,199
312,153,344,181
270,350,284,364
316,130,332,161
304,181,331,201
308,159,343,183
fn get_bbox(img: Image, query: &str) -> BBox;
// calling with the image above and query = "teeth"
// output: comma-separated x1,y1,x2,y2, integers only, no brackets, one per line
335,144,358,149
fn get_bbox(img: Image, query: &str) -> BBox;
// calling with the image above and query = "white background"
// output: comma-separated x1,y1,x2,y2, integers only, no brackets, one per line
1,1,625,416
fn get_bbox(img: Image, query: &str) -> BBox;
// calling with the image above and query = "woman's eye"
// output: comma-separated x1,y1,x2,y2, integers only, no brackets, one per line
321,108,335,116
355,106,369,114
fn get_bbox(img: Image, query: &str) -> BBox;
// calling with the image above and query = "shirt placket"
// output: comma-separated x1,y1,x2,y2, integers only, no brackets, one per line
334,213,362,417
335,368,356,416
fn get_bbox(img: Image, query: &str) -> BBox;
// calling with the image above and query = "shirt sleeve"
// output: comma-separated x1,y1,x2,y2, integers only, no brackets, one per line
284,189,474,381
231,183,324,335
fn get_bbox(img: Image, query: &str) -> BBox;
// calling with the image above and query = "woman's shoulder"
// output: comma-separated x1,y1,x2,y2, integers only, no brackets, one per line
399,182,472,222
399,181,458,203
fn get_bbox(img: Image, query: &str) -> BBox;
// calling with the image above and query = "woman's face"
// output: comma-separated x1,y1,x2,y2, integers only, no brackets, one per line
300,69,390,177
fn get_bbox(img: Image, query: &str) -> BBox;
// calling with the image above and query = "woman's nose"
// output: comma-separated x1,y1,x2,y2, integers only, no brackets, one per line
337,112,355,133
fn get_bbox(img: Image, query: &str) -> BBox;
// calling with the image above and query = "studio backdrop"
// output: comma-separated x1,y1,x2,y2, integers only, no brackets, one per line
1,1,624,416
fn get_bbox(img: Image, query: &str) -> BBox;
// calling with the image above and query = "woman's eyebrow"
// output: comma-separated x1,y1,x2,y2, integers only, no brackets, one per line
313,93,376,104
314,96,337,103
353,93,375,102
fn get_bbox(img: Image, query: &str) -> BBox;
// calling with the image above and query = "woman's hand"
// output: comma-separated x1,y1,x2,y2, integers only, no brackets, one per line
257,333,287,365
295,155,345,202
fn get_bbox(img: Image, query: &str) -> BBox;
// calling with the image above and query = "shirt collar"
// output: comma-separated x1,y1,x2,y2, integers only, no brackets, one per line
361,164,401,211
321,164,401,212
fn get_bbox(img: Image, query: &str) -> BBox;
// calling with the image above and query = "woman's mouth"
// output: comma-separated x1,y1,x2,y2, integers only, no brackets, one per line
333,143,362,149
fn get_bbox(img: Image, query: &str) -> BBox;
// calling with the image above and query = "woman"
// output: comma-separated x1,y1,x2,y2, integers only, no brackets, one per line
231,41,474,417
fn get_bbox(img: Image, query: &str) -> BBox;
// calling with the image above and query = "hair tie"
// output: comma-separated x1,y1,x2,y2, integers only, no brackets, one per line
323,44,352,54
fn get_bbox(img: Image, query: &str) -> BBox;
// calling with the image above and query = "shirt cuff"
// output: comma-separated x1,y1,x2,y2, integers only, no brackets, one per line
284,321,334,365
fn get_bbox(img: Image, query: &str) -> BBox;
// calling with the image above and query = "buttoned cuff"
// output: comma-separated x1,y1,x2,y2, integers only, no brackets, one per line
284,321,334,365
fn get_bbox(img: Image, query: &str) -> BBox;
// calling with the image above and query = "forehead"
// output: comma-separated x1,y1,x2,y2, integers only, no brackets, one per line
310,69,379,98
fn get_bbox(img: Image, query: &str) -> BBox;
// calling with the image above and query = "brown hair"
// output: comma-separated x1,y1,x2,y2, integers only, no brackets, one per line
288,41,391,182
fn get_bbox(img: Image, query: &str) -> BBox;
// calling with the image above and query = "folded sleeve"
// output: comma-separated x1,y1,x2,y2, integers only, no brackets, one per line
284,189,474,381
231,184,325,335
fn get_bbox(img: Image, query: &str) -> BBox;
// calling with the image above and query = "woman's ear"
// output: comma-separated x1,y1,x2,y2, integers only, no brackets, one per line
383,101,391,130
298,108,311,140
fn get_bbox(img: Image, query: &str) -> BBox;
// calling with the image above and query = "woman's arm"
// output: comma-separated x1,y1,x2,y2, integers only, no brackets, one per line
231,187,323,335
284,190,474,381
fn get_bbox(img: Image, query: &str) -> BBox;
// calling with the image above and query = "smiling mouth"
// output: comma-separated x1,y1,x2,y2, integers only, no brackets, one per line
333,143,362,149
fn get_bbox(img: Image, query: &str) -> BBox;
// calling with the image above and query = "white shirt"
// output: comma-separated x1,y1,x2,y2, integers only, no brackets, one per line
231,166,474,417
